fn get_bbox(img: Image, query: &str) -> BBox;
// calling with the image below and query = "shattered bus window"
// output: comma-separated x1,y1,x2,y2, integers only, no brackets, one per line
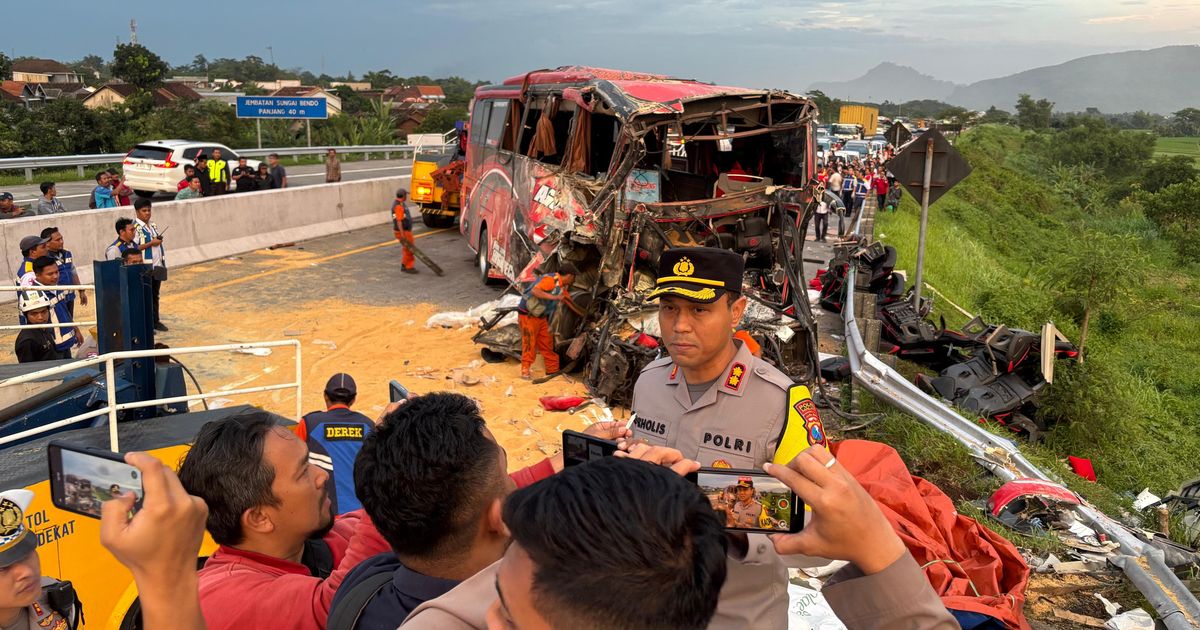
463,67,822,405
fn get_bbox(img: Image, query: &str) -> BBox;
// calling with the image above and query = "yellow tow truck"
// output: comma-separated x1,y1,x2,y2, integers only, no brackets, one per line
410,143,464,229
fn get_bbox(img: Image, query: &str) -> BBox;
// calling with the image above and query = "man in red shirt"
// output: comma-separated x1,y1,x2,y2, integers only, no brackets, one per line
177,409,391,630
873,168,890,212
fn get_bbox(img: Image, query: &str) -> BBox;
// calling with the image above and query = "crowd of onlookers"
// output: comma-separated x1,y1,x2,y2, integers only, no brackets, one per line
0,147,326,218
812,152,901,242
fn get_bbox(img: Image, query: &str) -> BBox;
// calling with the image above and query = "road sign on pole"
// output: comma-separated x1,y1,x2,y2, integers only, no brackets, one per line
235,96,328,120
883,127,971,307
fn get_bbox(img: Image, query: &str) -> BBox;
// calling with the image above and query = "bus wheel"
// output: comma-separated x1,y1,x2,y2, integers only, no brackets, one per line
422,212,456,229
133,190,155,199
477,226,497,285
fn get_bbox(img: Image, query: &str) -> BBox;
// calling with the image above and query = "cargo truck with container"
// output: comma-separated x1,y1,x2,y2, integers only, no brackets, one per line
837,105,878,139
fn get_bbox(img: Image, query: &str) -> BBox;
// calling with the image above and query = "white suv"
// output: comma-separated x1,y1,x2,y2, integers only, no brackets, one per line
122,140,262,197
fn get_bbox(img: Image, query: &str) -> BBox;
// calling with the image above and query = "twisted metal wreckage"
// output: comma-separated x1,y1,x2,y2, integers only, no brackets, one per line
470,68,823,402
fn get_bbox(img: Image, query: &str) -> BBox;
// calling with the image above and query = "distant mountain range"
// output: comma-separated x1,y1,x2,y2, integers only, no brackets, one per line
808,45,1200,114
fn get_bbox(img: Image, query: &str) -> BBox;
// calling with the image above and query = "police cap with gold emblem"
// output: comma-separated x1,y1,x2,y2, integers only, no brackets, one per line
647,247,744,304
0,489,37,568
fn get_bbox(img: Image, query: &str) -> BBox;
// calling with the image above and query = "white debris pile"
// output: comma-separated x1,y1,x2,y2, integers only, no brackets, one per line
426,295,522,330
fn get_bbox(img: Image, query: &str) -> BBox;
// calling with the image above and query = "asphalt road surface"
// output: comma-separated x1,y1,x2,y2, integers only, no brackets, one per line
3,159,413,213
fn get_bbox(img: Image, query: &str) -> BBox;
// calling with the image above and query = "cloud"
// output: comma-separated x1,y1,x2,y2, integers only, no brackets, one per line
1085,13,1152,24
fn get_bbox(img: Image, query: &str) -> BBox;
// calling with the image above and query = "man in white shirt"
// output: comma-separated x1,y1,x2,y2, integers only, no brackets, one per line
133,198,168,332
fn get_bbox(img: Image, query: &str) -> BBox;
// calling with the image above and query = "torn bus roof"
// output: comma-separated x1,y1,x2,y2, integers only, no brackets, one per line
494,66,794,121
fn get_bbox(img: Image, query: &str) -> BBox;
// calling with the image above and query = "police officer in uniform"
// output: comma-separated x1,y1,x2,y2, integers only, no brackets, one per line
0,490,81,630
631,246,794,470
728,477,763,528
630,246,798,630
292,373,375,514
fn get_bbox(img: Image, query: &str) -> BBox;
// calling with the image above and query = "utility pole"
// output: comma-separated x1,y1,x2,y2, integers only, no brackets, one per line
130,19,138,44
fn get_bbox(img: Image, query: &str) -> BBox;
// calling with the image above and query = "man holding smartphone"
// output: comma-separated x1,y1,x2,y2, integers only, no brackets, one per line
0,489,82,630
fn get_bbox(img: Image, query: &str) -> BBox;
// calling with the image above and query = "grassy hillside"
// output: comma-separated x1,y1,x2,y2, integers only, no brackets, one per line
1156,136,1200,166
873,125,1200,502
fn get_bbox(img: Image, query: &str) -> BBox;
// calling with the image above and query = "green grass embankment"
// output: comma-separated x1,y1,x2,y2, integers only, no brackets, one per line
870,125,1200,511
1155,136,1200,166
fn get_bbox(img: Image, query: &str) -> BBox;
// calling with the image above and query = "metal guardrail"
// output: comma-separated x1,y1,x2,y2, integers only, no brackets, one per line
0,284,96,332
0,340,302,451
0,144,434,181
840,208,1200,628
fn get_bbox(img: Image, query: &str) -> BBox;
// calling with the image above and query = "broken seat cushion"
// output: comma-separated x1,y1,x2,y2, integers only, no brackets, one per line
832,439,1032,630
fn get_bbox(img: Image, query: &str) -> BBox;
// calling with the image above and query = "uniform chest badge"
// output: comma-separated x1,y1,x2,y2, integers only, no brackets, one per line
725,363,746,391
711,459,732,468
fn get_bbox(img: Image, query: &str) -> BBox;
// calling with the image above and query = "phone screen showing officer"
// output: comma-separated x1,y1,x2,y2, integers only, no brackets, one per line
693,468,803,534
48,441,143,520
562,430,618,468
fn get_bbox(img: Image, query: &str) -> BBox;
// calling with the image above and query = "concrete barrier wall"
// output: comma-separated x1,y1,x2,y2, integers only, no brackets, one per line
0,177,404,303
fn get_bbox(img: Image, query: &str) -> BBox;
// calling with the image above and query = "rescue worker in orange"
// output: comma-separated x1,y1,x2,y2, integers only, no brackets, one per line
517,263,578,380
391,188,417,274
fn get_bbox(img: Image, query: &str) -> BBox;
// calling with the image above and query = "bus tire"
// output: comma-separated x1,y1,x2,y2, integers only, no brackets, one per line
477,226,499,286
134,190,155,199
421,212,456,229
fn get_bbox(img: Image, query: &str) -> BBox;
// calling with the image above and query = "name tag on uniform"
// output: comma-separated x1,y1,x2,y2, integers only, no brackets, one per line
323,424,364,440
632,415,668,436
702,431,753,455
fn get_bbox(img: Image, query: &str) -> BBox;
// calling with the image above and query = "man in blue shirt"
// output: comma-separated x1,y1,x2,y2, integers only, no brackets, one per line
293,373,375,514
92,171,117,209
42,227,87,320
27,257,79,358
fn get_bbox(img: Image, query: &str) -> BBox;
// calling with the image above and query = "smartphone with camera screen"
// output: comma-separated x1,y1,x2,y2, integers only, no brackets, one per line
47,440,143,520
689,467,803,533
562,430,618,468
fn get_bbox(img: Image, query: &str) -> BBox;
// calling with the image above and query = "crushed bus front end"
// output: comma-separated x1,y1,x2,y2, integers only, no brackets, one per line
466,68,822,404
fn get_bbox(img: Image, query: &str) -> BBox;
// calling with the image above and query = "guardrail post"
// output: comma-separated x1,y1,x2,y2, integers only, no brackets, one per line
384,152,390,160
364,151,371,161
105,358,119,451
24,168,33,182
76,165,84,178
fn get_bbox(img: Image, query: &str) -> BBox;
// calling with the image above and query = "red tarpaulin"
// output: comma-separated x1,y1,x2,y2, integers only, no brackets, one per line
833,440,1031,629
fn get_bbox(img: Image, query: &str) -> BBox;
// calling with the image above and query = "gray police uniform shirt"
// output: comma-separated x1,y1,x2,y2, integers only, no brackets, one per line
631,339,794,630
631,340,791,469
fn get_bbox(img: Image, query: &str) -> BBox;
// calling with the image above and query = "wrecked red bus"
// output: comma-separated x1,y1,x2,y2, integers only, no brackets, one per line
463,67,821,402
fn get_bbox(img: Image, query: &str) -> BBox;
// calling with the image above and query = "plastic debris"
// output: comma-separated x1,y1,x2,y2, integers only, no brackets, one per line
504,385,514,397
312,339,337,349
1132,488,1162,511
786,583,847,630
1104,609,1154,630
426,295,521,329
539,396,587,411
1093,593,1121,617
235,348,272,357
1068,455,1097,482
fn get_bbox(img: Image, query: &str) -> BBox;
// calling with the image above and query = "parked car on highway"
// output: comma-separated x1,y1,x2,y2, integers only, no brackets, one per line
842,140,871,156
122,140,262,197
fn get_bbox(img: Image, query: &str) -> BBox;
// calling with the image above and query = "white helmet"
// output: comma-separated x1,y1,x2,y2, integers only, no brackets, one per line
18,292,52,314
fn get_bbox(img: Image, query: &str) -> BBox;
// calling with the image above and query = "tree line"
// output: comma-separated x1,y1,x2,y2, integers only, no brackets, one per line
0,45,484,159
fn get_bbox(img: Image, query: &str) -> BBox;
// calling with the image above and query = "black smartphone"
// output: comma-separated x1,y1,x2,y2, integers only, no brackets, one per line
47,441,143,520
389,380,410,403
690,467,803,534
562,429,618,468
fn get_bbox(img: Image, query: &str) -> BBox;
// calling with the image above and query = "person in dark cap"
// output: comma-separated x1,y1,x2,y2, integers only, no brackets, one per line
15,235,49,284
0,489,82,629
0,192,27,220
392,188,417,274
292,373,376,514
627,245,802,629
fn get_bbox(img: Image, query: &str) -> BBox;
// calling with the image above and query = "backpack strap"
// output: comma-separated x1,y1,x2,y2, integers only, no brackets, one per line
326,571,393,630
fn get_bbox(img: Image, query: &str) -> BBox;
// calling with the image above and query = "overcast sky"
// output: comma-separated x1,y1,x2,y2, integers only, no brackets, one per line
6,0,1198,90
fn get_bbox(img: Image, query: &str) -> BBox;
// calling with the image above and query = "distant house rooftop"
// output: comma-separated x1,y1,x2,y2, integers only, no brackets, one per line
12,58,74,74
